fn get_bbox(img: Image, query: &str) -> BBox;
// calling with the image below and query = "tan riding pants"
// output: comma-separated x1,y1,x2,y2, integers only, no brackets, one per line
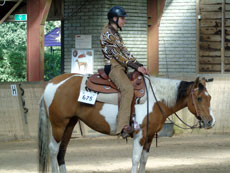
109,59,134,134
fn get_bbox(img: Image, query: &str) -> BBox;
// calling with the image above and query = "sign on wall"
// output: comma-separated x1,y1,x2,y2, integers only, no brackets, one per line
75,35,92,49
71,49,94,74
14,14,27,21
10,84,18,96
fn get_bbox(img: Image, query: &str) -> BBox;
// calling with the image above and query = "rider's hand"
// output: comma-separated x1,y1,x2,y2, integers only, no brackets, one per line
137,66,148,75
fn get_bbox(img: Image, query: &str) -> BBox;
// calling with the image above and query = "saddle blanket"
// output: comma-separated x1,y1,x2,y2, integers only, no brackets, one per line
80,74,148,105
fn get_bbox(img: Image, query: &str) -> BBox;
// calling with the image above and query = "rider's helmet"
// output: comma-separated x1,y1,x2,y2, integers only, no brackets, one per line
107,6,128,30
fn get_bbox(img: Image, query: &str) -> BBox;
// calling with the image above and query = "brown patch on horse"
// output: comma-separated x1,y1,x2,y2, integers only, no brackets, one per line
75,102,111,134
139,101,168,147
48,74,111,142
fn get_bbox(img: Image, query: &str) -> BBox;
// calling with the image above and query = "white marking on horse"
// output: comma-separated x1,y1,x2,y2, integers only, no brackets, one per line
44,74,82,115
49,135,61,172
205,91,209,96
99,103,118,134
132,130,144,172
59,164,67,173
149,77,181,108
209,107,215,127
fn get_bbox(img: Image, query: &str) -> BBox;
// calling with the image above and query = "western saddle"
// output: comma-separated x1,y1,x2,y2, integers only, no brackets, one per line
86,68,146,98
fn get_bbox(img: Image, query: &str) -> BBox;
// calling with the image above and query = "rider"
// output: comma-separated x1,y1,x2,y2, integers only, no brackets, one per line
100,6,148,138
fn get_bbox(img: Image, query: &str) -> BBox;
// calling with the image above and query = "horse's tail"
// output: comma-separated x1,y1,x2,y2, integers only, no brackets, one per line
38,95,50,172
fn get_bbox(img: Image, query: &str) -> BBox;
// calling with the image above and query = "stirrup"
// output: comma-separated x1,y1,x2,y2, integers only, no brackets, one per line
121,125,134,139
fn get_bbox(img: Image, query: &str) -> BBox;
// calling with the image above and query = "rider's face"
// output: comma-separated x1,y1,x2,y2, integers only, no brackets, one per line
118,17,126,28
113,16,126,28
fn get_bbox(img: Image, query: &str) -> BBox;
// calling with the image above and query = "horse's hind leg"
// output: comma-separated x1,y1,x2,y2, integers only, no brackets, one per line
49,133,61,173
49,116,77,173
58,116,78,173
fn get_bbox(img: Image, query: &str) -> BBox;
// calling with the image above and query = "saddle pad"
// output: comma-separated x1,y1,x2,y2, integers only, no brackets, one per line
80,74,147,105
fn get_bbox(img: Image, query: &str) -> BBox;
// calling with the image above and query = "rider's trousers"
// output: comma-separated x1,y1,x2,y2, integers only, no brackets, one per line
109,59,134,134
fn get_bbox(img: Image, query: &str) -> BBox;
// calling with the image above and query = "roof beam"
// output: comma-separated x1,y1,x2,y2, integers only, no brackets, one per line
0,0,23,24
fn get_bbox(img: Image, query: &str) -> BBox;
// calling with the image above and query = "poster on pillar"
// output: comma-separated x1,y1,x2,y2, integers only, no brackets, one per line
71,49,94,74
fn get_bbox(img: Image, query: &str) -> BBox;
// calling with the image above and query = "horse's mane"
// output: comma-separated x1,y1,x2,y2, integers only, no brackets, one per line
177,81,205,102
149,76,205,107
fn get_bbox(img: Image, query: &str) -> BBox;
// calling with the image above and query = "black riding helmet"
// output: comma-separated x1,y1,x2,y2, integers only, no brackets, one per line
107,6,128,30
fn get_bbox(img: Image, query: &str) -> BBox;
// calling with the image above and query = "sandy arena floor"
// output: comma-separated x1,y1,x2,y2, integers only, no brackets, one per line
0,134,230,173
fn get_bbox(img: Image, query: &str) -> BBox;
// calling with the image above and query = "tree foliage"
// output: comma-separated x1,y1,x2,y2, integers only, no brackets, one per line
0,21,61,82
0,22,27,82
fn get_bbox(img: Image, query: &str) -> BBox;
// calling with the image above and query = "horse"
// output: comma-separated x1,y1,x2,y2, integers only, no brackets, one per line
38,73,215,173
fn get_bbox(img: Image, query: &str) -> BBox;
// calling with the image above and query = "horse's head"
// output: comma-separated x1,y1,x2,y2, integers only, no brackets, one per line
187,77,215,129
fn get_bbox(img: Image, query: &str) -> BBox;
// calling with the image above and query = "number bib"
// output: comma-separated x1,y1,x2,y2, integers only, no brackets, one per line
78,90,97,105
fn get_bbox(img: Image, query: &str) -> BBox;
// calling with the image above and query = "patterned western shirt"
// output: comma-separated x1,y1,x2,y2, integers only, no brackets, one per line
100,24,143,70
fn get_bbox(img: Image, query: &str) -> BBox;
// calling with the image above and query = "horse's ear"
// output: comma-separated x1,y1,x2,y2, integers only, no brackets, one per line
193,77,200,89
201,77,206,87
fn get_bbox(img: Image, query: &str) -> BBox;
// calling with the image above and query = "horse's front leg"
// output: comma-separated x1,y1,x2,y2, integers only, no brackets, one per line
132,130,144,173
139,138,153,173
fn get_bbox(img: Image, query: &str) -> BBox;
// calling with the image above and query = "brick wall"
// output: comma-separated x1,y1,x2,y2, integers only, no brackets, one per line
64,0,147,73
159,0,197,75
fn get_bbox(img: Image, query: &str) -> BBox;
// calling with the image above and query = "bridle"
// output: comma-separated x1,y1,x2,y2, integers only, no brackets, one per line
191,88,202,120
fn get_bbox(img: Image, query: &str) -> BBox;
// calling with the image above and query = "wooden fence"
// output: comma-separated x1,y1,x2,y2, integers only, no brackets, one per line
199,0,230,73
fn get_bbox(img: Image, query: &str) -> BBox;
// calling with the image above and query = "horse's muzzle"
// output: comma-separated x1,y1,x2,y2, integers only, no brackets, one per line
200,118,215,129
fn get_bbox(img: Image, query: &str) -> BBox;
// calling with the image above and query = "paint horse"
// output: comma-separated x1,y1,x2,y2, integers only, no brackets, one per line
38,73,215,173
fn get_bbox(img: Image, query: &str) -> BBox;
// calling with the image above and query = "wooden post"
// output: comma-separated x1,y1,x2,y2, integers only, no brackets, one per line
27,0,52,82
147,0,165,75
221,0,225,74
196,0,200,73
40,0,52,80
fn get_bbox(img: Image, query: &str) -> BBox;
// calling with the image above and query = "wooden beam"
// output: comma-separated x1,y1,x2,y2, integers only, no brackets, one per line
40,0,52,25
40,0,52,80
221,0,225,73
196,0,200,73
0,0,23,24
147,0,165,75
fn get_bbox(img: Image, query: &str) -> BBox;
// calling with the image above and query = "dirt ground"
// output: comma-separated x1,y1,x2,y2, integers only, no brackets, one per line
0,134,230,173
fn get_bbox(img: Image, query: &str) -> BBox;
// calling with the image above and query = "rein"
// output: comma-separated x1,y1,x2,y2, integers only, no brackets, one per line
143,74,149,146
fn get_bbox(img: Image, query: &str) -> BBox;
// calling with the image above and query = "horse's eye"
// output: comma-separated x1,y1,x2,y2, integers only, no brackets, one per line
197,97,202,102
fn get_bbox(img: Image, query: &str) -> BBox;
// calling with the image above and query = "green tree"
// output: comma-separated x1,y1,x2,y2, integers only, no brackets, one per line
0,21,61,82
0,22,27,82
